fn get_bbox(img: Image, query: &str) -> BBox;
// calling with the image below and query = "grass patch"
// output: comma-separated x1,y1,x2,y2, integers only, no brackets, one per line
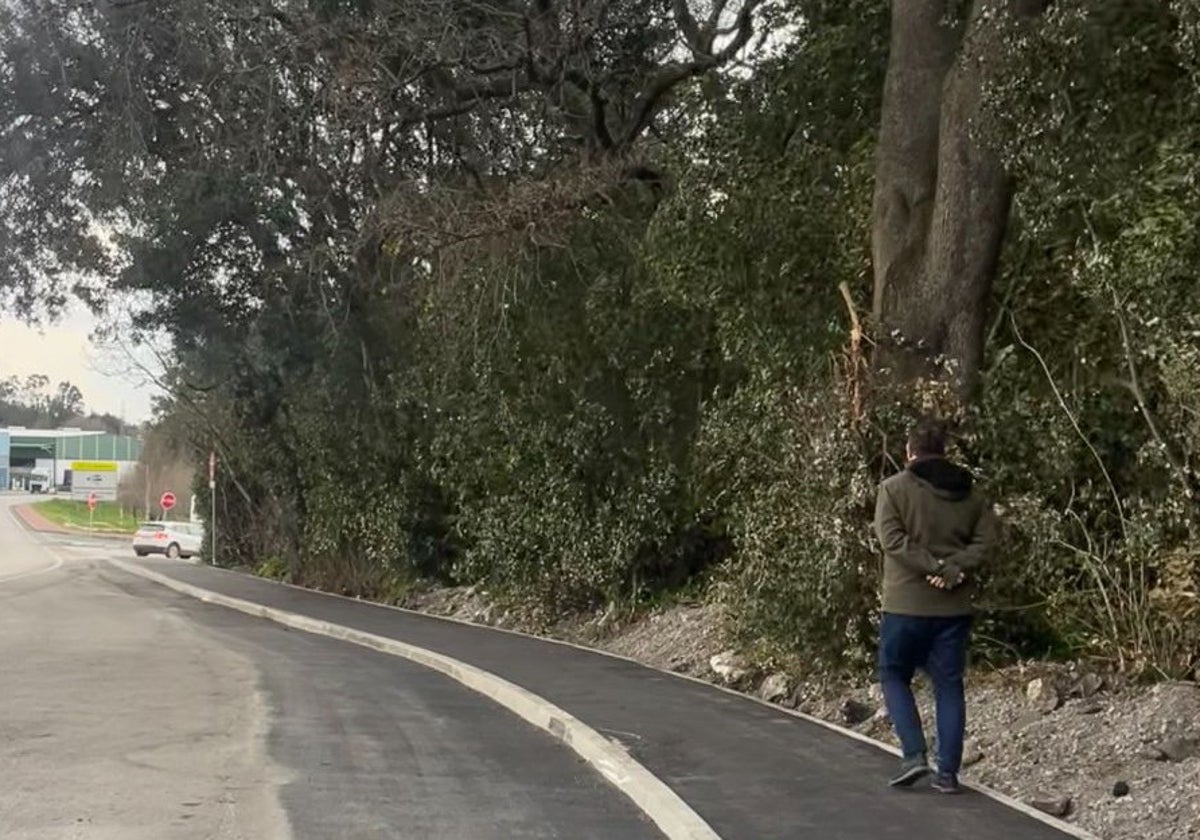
33,499,143,534
253,554,289,581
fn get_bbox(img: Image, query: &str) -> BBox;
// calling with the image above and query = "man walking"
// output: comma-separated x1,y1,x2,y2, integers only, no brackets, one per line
873,420,997,793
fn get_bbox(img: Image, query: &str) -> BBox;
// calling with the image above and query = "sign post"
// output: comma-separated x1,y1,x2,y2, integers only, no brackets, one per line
87,492,97,533
160,491,176,520
208,451,217,567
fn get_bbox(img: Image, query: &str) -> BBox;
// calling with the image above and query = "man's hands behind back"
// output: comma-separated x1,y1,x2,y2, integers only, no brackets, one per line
926,571,967,591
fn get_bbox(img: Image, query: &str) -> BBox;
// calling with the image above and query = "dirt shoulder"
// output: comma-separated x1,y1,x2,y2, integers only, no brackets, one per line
403,585,1199,840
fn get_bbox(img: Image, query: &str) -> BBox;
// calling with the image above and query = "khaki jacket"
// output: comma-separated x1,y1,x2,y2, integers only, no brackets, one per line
874,457,998,616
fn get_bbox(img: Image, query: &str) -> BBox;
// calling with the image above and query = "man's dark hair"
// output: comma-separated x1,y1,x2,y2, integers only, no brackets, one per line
907,419,947,458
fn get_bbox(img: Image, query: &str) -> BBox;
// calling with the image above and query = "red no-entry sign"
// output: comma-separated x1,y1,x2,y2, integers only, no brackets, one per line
160,492,177,512
87,493,98,512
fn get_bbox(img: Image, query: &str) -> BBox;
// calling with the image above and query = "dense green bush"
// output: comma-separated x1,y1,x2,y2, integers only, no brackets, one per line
8,0,1197,679
703,376,879,672
199,0,1196,678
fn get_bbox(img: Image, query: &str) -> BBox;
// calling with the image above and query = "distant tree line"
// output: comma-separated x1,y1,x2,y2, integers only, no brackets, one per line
0,374,135,434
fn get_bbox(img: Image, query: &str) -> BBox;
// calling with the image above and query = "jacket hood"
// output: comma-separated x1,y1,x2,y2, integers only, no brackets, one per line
908,457,974,501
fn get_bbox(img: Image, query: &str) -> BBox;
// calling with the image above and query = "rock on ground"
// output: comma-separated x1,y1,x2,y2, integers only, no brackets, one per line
759,672,792,703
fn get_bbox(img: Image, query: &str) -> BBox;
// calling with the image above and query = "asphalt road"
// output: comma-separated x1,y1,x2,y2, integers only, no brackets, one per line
0,495,657,840
128,536,1087,840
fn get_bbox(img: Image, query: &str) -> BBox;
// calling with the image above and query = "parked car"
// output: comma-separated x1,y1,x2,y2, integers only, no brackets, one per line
132,521,204,560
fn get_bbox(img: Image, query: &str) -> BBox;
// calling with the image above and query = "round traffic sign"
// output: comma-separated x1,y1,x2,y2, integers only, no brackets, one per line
87,493,98,512
160,491,177,511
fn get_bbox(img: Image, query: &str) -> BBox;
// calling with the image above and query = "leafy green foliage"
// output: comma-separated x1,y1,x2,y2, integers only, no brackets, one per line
969,0,1200,673
3,0,1198,677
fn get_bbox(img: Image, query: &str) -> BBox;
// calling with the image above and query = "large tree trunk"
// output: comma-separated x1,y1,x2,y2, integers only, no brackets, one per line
872,0,1044,401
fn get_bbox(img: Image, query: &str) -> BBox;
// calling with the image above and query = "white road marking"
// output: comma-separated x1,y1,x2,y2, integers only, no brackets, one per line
1,507,66,583
0,555,63,583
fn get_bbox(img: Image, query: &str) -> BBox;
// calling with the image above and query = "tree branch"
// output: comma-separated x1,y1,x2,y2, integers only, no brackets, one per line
673,0,708,54
563,68,614,149
1112,290,1197,497
622,0,761,144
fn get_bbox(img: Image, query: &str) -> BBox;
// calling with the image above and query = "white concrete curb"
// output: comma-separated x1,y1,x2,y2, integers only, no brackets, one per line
109,557,720,840
253,571,1099,840
112,557,1096,840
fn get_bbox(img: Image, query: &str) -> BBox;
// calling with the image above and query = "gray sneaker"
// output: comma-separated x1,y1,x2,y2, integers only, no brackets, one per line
889,755,931,787
931,772,961,794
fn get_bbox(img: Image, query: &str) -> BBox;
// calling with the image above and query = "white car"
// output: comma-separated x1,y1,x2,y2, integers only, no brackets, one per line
132,521,204,560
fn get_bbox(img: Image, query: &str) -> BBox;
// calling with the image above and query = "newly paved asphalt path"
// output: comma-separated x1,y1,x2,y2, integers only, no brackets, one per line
121,563,1084,839
3,493,1084,839
0,496,655,839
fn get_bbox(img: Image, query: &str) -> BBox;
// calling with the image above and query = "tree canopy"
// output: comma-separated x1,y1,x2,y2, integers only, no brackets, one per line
2,0,1197,675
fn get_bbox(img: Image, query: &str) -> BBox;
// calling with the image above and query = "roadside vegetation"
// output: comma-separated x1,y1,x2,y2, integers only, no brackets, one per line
1,0,1197,681
32,500,141,535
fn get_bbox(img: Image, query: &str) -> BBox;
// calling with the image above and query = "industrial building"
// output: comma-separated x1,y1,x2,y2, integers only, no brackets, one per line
0,427,142,497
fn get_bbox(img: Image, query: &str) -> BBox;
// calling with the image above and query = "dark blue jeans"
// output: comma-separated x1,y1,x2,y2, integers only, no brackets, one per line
878,613,973,776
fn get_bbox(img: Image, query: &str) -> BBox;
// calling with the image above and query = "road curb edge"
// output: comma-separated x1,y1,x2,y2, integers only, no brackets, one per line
251,565,1099,840
109,557,721,840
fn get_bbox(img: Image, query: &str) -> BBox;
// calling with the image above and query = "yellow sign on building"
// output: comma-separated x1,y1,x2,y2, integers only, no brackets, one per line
71,461,118,473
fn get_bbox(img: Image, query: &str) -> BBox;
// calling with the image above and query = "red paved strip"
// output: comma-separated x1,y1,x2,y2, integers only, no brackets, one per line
11,504,69,534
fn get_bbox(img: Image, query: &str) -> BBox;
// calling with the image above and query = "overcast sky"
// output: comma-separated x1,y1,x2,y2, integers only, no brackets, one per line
0,302,161,424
